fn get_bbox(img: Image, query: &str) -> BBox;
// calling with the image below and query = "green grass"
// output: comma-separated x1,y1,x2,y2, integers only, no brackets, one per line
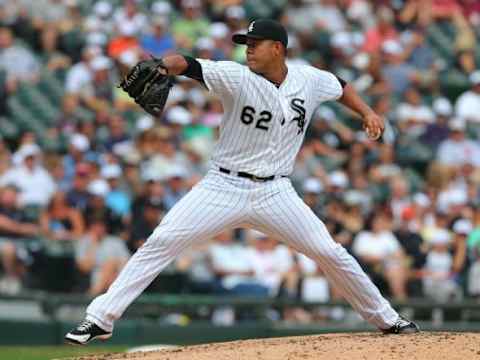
0,346,127,360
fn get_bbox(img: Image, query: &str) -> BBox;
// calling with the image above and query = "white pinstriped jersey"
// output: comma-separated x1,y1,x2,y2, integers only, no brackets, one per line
197,59,343,177
84,61,400,335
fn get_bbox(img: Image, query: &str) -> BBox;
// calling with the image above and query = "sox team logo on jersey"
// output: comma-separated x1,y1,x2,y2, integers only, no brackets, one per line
248,21,255,33
290,98,306,134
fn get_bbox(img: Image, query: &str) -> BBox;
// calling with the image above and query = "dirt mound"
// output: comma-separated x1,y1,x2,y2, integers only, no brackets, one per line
73,332,480,360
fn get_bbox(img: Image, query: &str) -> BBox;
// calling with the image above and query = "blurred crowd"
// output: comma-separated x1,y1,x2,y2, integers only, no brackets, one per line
0,0,480,322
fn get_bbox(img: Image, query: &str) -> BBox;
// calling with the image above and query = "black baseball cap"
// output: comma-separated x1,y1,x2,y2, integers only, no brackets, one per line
232,19,288,48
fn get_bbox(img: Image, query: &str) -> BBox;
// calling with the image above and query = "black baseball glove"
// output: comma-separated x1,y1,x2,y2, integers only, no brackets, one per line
119,57,173,117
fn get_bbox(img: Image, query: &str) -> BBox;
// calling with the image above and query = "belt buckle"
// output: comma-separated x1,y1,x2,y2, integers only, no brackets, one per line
250,175,264,182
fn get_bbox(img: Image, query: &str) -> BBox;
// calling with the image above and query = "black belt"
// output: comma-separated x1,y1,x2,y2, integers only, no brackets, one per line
219,167,284,182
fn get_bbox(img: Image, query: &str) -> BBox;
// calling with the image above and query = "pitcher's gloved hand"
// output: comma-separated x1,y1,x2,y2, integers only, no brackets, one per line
119,57,173,117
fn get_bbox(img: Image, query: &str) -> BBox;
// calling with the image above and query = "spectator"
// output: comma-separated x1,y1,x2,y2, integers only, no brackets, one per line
436,118,480,167
142,128,191,182
381,40,418,96
84,1,114,36
39,191,84,242
451,218,472,286
172,0,209,50
353,211,408,300
37,24,70,72
0,185,40,294
194,37,216,60
101,163,131,219
394,207,426,296
421,229,462,301
420,97,453,150
281,252,331,323
296,253,330,303
55,95,84,136
23,0,69,28
223,5,246,34
66,162,91,212
103,114,132,154
140,16,175,58
388,176,412,225
107,21,140,60
0,0,478,306
285,0,346,36
395,87,435,136
404,26,434,71
461,0,480,26
0,26,40,90
150,1,172,19
208,22,232,60
305,110,348,170
44,154,70,192
430,0,462,22
62,133,93,185
398,0,432,27
369,144,402,185
112,0,147,39
467,207,480,292
131,177,165,218
455,70,480,124
128,198,163,252
208,230,269,297
175,237,215,294
0,137,11,177
75,216,130,295
64,45,100,95
162,165,189,210
301,177,324,216
81,56,114,112
248,230,294,296
362,6,398,54
84,178,124,236
0,143,56,207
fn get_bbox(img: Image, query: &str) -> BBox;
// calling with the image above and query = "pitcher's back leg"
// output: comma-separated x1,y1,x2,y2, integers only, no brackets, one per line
251,180,398,330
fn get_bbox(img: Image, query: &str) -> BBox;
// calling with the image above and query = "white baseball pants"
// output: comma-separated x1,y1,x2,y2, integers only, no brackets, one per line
86,169,398,331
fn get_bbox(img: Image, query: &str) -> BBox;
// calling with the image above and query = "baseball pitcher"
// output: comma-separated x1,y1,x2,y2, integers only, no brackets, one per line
66,19,419,345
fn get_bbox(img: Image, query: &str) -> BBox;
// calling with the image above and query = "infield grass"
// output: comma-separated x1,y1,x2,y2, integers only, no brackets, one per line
0,346,127,360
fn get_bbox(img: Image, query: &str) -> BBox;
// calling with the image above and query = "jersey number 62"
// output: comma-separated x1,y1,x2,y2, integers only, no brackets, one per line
240,106,272,131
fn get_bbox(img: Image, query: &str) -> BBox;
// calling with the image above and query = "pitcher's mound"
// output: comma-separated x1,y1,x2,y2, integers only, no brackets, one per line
78,332,480,360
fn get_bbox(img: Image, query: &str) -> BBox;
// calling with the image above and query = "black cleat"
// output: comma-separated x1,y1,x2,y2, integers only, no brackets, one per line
65,319,112,345
382,316,420,334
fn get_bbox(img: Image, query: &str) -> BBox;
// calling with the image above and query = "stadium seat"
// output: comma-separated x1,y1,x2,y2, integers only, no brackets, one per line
426,24,454,60
15,82,59,127
0,117,19,140
38,72,64,107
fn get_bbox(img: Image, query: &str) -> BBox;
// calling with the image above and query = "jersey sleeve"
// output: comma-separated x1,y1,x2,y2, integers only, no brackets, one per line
308,67,344,102
196,59,244,97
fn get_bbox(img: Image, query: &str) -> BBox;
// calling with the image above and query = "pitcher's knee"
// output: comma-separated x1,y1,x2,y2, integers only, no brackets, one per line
309,242,349,265
143,225,197,256
145,228,176,248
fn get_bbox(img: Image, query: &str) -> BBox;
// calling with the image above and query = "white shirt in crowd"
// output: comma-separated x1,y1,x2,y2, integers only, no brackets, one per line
209,243,257,289
65,61,92,94
396,103,435,126
455,90,480,123
436,138,480,166
0,164,56,207
297,253,330,302
353,230,401,259
250,244,293,295
425,251,452,276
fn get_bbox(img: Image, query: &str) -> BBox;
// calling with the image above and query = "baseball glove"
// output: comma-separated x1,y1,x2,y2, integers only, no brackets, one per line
119,57,173,117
